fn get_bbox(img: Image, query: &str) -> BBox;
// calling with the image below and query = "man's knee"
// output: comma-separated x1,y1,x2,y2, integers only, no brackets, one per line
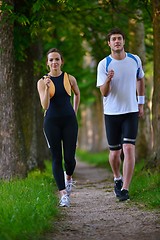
123,143,135,151
109,150,121,160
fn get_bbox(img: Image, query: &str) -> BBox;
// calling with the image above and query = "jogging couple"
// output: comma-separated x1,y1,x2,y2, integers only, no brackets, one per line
37,28,145,206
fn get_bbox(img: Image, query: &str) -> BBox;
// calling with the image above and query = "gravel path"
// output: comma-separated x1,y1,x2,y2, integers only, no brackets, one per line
44,160,160,240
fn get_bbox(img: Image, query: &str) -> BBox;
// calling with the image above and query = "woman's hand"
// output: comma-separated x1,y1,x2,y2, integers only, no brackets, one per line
43,76,51,89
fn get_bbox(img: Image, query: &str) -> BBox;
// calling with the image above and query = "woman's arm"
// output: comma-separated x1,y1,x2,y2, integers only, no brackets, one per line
69,75,80,114
37,77,50,110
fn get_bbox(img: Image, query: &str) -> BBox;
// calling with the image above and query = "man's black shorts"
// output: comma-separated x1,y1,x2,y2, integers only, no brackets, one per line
104,112,139,151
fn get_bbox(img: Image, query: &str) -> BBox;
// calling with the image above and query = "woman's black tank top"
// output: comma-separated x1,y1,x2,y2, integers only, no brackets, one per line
45,72,75,118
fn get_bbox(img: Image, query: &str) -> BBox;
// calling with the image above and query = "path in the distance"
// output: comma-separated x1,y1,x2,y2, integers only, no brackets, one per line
44,160,160,240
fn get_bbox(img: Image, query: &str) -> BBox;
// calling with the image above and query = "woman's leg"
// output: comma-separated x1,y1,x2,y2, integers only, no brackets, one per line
62,115,78,177
44,118,65,192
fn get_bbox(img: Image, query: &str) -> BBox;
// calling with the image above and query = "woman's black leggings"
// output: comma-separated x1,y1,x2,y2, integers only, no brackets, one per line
43,115,78,191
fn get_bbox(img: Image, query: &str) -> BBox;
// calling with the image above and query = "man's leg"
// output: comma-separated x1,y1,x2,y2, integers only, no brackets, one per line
109,149,123,197
122,143,135,190
104,114,124,197
109,149,122,178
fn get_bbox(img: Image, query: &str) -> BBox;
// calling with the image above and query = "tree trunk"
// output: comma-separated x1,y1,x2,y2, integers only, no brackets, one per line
14,42,47,171
13,0,47,171
33,42,51,169
128,10,152,161
78,91,107,152
14,50,37,170
150,0,160,168
0,0,27,179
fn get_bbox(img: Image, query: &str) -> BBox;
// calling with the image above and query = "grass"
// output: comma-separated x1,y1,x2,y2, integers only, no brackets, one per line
0,150,159,240
76,149,160,211
76,149,110,168
130,161,160,209
0,161,59,240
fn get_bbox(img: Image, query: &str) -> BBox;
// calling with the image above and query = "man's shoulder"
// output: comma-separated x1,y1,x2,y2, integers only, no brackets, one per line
99,56,107,63
97,57,106,70
126,52,141,64
98,55,112,72
99,55,112,64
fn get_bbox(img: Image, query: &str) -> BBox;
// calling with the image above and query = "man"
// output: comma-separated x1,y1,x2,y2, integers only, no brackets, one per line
96,28,145,201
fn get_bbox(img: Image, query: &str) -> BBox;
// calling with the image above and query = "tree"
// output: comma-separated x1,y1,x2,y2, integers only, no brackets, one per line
0,0,156,178
13,0,47,170
150,0,160,168
0,0,27,179
128,10,152,160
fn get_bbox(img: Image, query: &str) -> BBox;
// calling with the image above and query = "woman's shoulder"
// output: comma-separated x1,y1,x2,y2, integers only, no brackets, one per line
65,72,76,83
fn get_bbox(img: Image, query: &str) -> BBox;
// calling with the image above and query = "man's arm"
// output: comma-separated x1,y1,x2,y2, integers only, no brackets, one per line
100,70,114,97
137,77,145,117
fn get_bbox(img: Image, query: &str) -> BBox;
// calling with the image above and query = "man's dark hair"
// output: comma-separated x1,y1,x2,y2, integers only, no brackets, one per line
107,28,125,41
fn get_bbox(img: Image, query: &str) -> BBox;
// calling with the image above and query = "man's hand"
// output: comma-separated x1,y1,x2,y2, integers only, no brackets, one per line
107,69,114,82
138,104,144,117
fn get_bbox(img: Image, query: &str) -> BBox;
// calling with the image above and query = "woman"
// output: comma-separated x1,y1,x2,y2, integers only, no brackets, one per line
37,48,80,207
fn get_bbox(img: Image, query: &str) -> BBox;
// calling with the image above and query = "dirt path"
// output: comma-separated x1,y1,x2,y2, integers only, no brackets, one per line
44,160,160,240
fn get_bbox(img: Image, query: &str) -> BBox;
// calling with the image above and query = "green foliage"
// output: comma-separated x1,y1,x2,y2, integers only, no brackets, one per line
0,161,59,240
2,0,153,103
0,1,14,14
33,0,153,103
32,0,49,12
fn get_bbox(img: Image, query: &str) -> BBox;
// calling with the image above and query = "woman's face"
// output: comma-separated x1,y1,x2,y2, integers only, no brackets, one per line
47,52,63,71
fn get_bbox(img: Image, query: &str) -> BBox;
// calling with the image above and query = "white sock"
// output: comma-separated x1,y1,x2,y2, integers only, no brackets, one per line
121,188,128,191
114,176,122,181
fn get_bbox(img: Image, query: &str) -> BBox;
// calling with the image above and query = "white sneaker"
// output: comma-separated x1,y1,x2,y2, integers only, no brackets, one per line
59,194,70,207
64,171,76,196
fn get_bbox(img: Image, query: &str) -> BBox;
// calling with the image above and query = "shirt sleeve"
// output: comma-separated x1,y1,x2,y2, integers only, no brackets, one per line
96,58,107,87
135,55,145,79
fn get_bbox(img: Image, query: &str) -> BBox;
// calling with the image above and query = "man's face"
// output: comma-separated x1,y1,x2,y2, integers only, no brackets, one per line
108,34,125,53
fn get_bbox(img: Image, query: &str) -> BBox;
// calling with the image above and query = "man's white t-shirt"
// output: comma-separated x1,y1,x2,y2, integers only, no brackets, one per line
96,53,144,115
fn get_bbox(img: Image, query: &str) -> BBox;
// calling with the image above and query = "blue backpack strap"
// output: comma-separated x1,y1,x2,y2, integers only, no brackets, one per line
127,53,140,78
106,56,112,72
